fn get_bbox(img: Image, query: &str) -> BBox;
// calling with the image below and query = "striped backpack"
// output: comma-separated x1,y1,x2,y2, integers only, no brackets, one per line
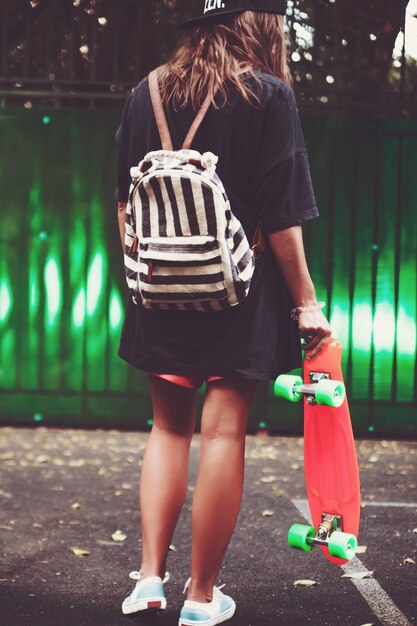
124,69,263,312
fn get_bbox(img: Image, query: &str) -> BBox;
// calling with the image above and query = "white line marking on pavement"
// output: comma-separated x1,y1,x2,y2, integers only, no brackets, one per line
292,499,412,626
361,501,417,508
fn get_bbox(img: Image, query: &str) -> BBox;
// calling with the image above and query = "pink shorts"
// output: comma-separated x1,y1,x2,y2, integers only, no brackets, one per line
152,373,223,390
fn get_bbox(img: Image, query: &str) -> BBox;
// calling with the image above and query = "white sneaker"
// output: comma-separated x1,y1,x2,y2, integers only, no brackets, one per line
121,570,170,615
178,578,236,626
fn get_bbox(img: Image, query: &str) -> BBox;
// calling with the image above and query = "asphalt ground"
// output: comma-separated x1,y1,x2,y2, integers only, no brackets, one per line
0,427,415,626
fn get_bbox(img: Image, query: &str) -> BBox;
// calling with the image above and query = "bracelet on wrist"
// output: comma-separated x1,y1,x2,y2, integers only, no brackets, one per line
291,301,326,321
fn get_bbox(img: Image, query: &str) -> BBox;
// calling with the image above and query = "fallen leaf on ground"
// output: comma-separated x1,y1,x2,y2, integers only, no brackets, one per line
0,453,15,461
34,455,50,464
341,570,374,580
96,539,120,546
70,502,81,509
293,579,318,587
111,530,127,542
404,557,415,565
413,528,417,534
356,545,367,554
260,475,278,483
68,459,85,467
169,544,177,552
71,548,90,557
262,509,274,517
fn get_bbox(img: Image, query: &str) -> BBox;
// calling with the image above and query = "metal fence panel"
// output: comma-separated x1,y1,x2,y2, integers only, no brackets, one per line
0,108,416,435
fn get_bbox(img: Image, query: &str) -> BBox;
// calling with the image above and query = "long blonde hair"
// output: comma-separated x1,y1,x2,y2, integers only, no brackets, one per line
159,11,292,110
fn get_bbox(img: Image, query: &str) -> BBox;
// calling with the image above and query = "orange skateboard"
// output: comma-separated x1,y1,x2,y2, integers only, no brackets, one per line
274,338,360,564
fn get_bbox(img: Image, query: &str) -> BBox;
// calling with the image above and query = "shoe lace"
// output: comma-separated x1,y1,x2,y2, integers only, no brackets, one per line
129,570,170,584
182,577,191,594
213,583,226,597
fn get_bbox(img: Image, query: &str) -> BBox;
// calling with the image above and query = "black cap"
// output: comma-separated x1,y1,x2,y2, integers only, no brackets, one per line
178,0,287,29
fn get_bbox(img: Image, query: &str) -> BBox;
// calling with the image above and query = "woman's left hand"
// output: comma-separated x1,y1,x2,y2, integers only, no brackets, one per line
298,309,332,360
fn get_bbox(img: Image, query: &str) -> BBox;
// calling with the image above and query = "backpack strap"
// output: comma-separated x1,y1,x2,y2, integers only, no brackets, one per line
148,68,213,151
148,69,174,150
181,94,213,150
251,224,265,259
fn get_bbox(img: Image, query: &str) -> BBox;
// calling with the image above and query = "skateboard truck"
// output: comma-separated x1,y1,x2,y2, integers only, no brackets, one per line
312,513,343,546
305,372,330,406
288,513,358,560
274,371,346,408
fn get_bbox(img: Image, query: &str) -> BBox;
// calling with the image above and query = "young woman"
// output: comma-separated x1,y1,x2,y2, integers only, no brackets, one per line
115,1,331,624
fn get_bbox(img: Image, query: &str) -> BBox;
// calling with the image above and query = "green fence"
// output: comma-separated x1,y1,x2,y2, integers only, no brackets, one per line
0,108,416,436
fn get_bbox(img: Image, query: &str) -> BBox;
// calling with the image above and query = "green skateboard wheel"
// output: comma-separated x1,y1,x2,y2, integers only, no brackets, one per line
288,523,316,552
315,379,346,408
274,375,303,402
328,531,357,560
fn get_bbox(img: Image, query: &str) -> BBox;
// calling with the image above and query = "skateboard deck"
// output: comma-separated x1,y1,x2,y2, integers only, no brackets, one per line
275,338,361,565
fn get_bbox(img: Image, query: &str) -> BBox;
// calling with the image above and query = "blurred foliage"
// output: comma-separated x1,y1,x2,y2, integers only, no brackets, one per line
389,55,417,90
290,0,409,88
1,0,415,113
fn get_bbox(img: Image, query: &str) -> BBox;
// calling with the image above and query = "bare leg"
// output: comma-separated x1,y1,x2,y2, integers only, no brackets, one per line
139,375,197,579
187,379,257,602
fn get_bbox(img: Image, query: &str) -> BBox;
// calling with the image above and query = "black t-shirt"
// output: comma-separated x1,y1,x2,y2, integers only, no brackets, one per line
115,72,319,381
